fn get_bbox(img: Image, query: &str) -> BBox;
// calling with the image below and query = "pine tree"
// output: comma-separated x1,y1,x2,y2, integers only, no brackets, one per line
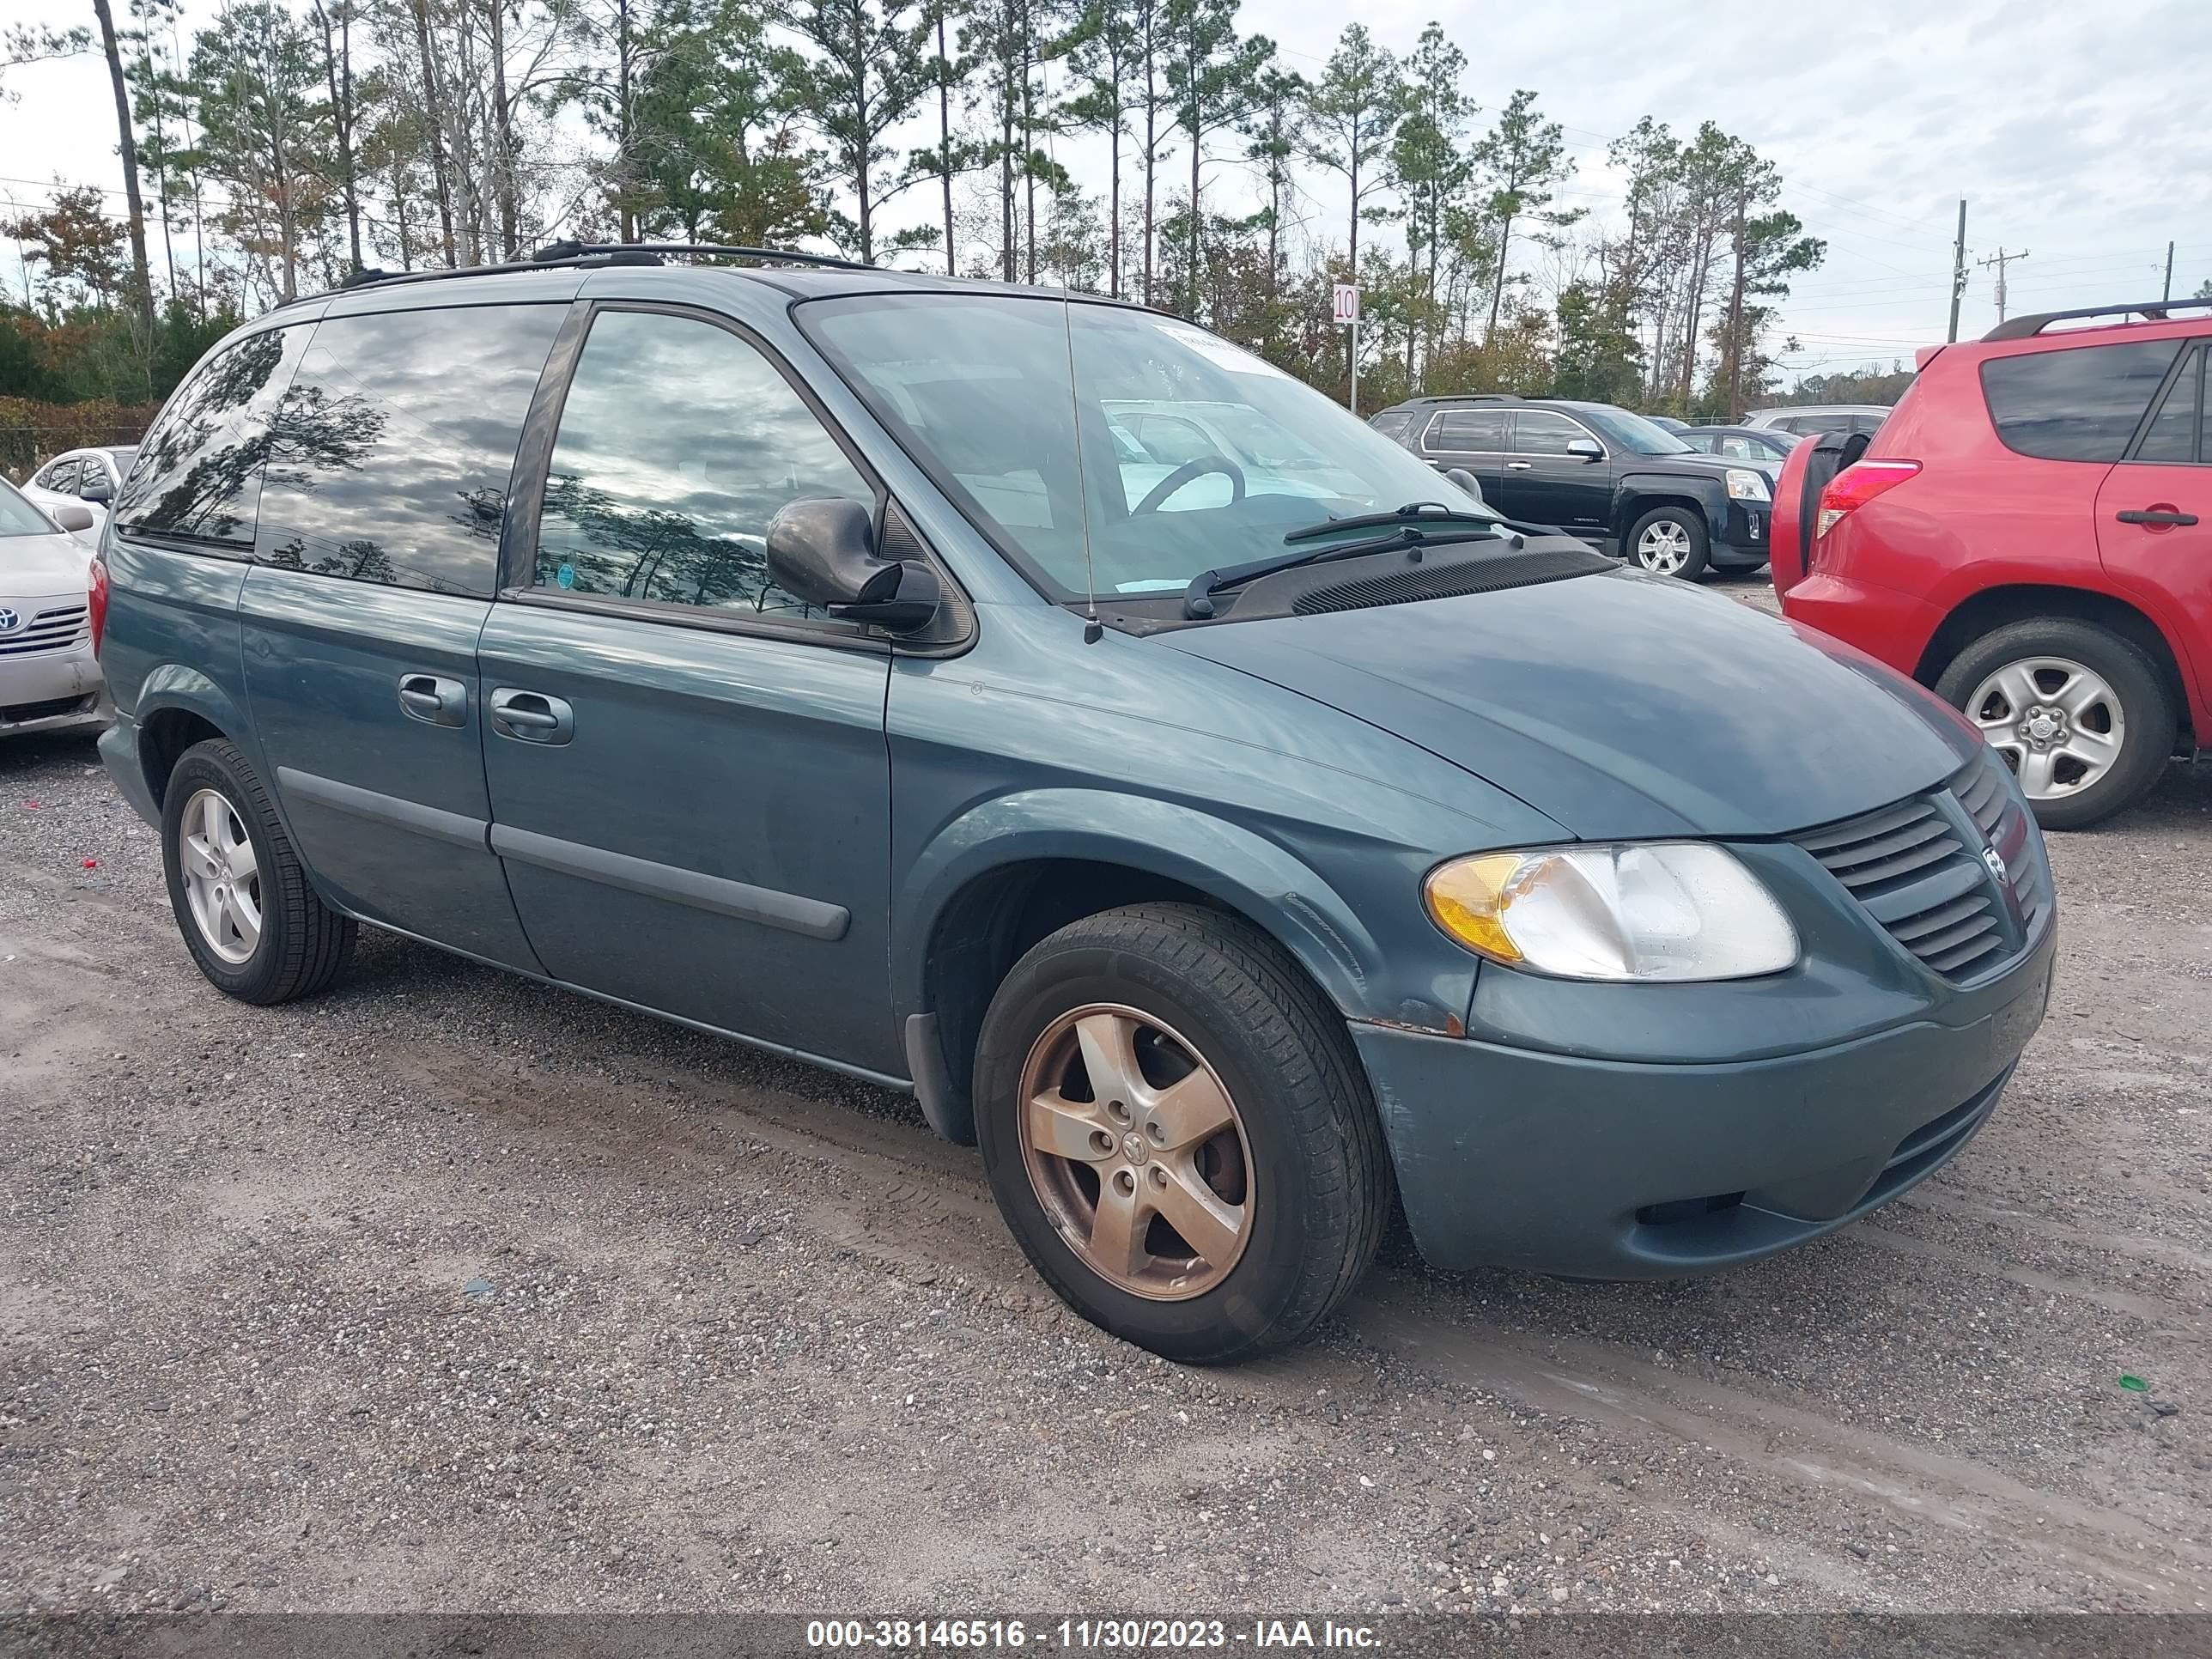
1300,25,1399,289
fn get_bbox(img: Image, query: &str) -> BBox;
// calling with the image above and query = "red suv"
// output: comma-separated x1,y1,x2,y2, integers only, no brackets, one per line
1772,299,2209,828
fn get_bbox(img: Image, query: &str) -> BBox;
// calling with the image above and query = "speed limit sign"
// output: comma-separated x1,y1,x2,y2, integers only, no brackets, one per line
1333,283,1359,325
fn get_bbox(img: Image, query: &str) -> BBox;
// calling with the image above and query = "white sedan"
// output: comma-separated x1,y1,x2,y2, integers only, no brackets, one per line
21,445,137,545
0,477,106,738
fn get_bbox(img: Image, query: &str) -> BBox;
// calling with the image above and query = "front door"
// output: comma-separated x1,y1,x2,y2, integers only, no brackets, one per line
2096,339,2211,707
240,301,567,967
477,305,901,1078
1498,409,1613,539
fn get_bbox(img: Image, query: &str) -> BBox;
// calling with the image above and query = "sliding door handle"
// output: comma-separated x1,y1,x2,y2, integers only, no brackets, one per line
397,672,468,727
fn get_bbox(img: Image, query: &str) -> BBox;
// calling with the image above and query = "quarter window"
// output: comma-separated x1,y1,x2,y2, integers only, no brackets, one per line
2133,347,2202,465
38,459,80,494
253,303,563,595
1980,340,2183,463
114,324,311,545
1512,411,1589,455
532,310,873,619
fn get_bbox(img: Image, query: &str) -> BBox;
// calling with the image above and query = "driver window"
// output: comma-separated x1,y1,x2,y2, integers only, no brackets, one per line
1511,411,1587,455
534,311,873,620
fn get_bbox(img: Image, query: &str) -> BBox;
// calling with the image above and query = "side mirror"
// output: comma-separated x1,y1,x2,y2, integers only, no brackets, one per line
79,474,112,503
1442,467,1485,505
1565,437,1603,462
765,497,941,633
52,503,95,534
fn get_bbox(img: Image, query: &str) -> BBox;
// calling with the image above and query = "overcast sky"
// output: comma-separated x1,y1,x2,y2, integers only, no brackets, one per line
3,0,2207,383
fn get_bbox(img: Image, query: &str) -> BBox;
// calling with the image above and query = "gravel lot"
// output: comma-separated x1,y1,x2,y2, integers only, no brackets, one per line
3,573,2209,1615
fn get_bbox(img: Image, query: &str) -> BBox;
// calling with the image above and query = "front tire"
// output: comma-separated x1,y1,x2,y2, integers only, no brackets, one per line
162,738,356,1003
1935,619,2175,830
1626,505,1711,580
973,903,1389,1364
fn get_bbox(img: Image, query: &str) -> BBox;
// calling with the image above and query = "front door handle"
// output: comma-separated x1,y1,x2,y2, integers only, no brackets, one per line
397,672,468,727
2114,507,2198,527
1504,460,1534,471
489,687,575,744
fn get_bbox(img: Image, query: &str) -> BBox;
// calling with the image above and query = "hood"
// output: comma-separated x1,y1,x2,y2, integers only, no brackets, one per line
1637,449,1777,481
0,532,94,601
1163,567,1981,840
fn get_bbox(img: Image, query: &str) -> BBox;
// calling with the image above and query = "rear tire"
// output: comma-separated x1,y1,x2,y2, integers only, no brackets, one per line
1626,505,1711,580
162,738,356,1003
1935,618,2175,830
973,902,1389,1364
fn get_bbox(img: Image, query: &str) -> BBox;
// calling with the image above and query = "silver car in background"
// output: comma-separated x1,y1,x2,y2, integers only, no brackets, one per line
21,446,137,545
0,478,106,738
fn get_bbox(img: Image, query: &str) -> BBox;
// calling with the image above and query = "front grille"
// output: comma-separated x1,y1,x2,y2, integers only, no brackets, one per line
1290,546,1608,615
1956,750,2052,936
0,604,89,658
1794,751,2045,981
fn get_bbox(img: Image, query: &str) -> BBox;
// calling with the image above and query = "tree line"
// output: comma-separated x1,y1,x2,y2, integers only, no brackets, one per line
3,0,1832,431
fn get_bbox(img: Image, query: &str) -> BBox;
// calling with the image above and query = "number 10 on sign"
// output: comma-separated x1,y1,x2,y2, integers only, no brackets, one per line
1334,284,1361,416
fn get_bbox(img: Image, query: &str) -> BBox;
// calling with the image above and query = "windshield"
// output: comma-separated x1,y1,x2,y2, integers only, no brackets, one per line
1575,406,1694,456
799,295,1496,599
0,479,58,538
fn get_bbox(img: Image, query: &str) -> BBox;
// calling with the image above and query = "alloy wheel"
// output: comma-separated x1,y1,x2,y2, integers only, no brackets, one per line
177,787,263,964
1966,656,2126,800
1016,1004,1254,1301
1635,520,1691,574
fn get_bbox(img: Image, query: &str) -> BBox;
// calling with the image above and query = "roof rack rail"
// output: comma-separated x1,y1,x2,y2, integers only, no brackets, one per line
531,240,878,272
314,248,661,300
314,240,871,301
1412,392,1518,404
1983,297,2212,342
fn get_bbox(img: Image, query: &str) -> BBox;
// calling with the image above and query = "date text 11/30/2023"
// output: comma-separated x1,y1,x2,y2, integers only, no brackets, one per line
805,1619,1383,1649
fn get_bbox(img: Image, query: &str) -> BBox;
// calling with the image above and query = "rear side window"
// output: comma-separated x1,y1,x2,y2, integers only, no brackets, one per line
116,325,311,546
1369,410,1413,440
1429,409,1505,450
37,459,80,493
254,303,563,595
2132,347,2202,464
1979,339,2183,462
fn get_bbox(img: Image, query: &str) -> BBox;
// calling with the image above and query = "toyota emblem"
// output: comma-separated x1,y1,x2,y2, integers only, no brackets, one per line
0,606,21,635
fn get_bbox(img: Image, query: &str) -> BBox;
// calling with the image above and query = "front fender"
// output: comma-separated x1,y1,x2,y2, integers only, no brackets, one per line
893,787,1465,1036
1615,471,1727,539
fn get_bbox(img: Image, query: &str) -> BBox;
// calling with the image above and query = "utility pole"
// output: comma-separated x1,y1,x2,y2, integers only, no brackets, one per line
2164,240,2175,302
1978,247,2029,323
1947,198,1969,343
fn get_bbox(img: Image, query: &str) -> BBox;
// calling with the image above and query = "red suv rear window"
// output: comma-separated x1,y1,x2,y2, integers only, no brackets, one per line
1978,338,2184,462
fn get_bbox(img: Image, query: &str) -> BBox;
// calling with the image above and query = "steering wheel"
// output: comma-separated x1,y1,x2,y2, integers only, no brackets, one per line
1133,453,1246,514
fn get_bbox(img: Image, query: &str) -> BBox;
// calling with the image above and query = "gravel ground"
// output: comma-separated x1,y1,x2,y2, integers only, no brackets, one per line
3,574,2209,1616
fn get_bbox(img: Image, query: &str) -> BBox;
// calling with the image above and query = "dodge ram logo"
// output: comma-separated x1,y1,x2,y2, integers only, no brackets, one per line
1982,846,2008,883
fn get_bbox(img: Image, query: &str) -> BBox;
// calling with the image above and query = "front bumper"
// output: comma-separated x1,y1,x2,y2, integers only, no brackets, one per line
1712,500,1771,568
1354,923,2054,1279
0,640,106,737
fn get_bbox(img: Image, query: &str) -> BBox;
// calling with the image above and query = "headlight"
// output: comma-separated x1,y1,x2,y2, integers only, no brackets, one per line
1424,843,1798,981
1725,468,1771,501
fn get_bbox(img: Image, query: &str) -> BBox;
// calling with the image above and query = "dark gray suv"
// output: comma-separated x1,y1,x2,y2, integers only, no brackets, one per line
89,246,2055,1362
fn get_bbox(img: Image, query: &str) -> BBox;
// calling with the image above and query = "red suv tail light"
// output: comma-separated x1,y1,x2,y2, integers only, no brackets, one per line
88,555,112,656
1816,459,1921,539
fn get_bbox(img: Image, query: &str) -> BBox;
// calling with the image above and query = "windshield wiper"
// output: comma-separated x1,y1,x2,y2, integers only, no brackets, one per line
1281,500,1498,544
1182,522,1517,619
